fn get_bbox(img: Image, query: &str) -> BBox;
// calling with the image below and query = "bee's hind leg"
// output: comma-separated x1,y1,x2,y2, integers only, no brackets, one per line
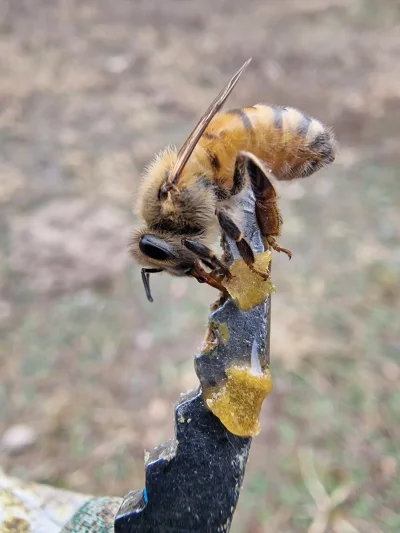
242,151,292,260
182,239,232,280
265,236,292,259
216,209,270,281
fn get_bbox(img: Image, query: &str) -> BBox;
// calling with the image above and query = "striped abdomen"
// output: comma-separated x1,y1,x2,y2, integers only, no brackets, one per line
199,104,336,185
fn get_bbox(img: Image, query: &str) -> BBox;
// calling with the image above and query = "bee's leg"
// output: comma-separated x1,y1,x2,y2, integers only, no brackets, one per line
265,236,292,258
214,153,247,200
216,209,270,281
243,151,292,260
181,239,232,280
189,263,230,295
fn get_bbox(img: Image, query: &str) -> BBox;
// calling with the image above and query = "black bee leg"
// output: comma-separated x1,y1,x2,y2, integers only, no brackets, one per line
214,153,247,200
216,209,270,281
141,268,163,303
182,239,232,280
189,263,230,295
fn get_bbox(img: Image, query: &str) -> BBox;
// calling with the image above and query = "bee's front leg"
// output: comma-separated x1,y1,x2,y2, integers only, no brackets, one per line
189,263,230,296
243,151,292,260
182,239,232,281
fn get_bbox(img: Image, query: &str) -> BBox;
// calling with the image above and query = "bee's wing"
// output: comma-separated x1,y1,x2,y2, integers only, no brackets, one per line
167,58,252,187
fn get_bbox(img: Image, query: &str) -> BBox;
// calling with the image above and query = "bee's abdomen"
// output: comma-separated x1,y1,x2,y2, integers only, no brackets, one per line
210,105,336,181
251,104,336,180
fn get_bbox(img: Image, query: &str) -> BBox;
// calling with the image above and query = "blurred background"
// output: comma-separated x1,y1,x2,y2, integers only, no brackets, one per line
0,0,399,531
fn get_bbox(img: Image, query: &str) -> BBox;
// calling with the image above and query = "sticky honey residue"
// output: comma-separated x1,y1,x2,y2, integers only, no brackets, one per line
201,328,218,353
205,365,273,437
222,251,274,311
201,321,230,354
216,322,229,343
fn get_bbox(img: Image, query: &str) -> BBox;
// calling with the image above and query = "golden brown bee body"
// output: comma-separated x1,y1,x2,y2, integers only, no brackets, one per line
130,60,337,301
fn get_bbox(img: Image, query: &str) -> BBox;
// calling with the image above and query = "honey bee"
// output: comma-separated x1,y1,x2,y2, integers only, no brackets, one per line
130,59,336,302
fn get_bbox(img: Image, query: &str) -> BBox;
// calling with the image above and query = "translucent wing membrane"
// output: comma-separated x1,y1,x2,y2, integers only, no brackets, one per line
167,58,252,188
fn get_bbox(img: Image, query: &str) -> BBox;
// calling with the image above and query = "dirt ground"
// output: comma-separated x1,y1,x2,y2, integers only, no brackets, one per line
1,0,399,531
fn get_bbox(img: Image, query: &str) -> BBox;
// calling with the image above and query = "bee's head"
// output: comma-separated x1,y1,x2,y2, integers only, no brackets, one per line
130,229,195,276
130,229,198,301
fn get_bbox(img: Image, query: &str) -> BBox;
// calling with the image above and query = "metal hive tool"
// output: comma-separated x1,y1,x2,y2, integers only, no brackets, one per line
114,190,271,533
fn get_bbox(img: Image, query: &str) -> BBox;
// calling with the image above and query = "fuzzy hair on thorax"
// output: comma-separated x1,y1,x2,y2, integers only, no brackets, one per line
136,146,218,238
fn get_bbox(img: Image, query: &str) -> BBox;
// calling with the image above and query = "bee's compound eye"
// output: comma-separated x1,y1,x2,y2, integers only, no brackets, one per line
139,235,174,261
157,186,169,201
